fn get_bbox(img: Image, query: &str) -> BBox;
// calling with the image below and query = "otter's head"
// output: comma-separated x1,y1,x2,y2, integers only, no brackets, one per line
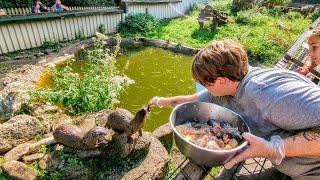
85,127,110,147
134,106,150,123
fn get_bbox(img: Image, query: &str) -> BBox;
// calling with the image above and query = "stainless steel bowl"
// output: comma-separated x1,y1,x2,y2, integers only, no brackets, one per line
170,101,250,167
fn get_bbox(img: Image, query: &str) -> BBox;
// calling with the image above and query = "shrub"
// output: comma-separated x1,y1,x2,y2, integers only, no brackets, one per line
118,13,158,36
98,24,106,34
42,40,60,50
235,9,269,25
31,35,127,115
264,0,291,7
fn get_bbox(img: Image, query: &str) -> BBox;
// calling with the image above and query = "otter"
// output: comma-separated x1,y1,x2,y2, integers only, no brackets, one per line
106,106,149,143
53,124,109,150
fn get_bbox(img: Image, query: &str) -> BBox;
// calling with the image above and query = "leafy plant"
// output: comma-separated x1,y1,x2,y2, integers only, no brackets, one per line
264,0,291,7
30,35,126,115
42,40,60,50
98,24,106,34
118,13,158,36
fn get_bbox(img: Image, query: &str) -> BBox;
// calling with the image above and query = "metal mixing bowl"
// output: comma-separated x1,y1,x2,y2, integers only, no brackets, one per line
170,101,250,167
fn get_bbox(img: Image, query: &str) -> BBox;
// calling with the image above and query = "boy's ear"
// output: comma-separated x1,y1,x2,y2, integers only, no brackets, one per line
217,77,231,85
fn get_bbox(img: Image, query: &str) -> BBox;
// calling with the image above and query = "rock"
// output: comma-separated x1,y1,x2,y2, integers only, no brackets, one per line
0,139,12,153
22,153,45,163
36,52,45,57
232,0,264,11
37,112,72,132
29,136,56,153
4,143,31,161
2,160,38,180
105,132,151,158
74,115,96,133
27,102,61,116
39,152,64,171
122,133,168,179
0,64,44,121
0,91,30,122
14,56,24,59
152,122,173,151
0,115,44,153
76,109,112,127
106,132,169,179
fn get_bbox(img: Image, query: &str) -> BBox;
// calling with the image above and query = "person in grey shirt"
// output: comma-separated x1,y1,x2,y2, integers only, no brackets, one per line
149,39,320,180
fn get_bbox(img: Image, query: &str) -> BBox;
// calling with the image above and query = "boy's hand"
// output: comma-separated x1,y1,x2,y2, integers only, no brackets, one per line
224,133,285,169
148,96,164,107
296,67,309,76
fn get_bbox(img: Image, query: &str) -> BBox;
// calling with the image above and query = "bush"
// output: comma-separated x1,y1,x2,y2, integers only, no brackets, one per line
235,9,269,25
286,11,304,20
98,24,106,34
31,36,127,115
118,13,158,36
264,0,291,7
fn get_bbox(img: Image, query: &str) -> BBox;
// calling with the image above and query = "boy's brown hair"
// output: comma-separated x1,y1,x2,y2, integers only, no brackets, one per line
192,39,249,86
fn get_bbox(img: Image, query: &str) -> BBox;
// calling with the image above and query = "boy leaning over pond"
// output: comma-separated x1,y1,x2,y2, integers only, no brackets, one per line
149,39,320,179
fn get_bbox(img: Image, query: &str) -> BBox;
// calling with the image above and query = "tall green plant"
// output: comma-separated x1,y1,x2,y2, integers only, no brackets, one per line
118,13,158,36
31,35,126,115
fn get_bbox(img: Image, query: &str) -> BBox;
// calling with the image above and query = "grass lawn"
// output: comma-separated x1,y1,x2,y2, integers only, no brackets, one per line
121,0,319,66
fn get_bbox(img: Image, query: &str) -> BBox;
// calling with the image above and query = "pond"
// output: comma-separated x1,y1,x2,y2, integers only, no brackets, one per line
36,46,196,132
115,47,196,131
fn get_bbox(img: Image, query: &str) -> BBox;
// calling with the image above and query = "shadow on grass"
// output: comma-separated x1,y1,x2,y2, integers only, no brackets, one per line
191,28,218,44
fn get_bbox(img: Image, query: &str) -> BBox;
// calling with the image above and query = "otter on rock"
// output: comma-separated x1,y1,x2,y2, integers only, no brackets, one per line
53,124,109,150
106,106,149,143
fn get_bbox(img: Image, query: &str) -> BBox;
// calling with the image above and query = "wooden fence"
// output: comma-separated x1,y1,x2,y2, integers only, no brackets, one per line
0,0,207,54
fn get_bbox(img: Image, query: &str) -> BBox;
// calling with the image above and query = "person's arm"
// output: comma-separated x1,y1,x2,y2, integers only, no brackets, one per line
284,128,320,157
297,58,318,76
61,4,69,11
51,5,55,12
224,129,320,169
225,80,320,168
149,93,200,107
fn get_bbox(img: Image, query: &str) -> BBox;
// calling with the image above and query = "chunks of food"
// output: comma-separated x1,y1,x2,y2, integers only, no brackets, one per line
175,119,243,150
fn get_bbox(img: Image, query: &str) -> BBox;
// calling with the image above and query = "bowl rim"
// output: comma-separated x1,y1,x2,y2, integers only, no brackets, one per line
169,101,250,153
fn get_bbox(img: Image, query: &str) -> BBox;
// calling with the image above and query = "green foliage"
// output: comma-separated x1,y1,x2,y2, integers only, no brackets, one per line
0,169,9,180
75,30,85,40
309,9,320,22
235,8,269,25
118,13,158,36
264,0,291,7
119,0,312,66
30,35,126,115
42,40,60,50
98,24,106,34
285,11,304,20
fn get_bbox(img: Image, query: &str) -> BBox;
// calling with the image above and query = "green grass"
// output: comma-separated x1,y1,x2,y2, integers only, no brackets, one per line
120,0,317,66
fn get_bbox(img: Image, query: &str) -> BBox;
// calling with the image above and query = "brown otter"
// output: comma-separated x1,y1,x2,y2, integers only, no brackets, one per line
53,124,109,150
106,106,149,143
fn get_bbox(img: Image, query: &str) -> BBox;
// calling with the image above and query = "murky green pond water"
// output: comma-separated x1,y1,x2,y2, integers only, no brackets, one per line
115,47,195,131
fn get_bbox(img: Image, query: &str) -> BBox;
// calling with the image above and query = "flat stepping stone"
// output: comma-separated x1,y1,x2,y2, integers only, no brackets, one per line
2,160,37,180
